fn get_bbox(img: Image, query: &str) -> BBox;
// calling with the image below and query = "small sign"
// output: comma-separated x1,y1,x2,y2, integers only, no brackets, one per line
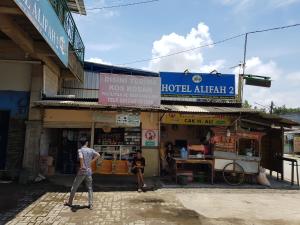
162,113,231,126
116,114,140,127
142,129,159,147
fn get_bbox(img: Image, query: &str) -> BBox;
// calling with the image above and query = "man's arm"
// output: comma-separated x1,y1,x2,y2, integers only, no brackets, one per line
91,151,100,165
78,150,84,169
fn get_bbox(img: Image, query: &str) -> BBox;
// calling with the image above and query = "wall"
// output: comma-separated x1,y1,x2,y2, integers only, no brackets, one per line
141,112,160,177
0,62,32,92
0,62,32,175
43,65,58,96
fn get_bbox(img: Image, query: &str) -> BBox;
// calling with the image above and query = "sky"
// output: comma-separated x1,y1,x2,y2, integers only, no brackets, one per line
73,0,300,109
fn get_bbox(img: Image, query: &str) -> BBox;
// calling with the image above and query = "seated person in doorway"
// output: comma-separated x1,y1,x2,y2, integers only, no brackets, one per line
131,150,146,192
165,142,175,172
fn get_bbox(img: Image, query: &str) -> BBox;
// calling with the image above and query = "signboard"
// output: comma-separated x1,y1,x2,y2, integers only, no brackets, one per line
93,112,140,127
142,129,159,147
14,0,69,66
294,136,300,153
99,73,161,107
160,72,235,97
162,113,231,126
116,114,140,127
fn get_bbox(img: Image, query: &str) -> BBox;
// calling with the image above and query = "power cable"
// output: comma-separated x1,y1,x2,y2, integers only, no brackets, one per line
118,23,300,66
118,33,245,66
86,0,159,10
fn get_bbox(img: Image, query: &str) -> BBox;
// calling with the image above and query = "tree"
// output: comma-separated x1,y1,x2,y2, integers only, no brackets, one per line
243,100,252,109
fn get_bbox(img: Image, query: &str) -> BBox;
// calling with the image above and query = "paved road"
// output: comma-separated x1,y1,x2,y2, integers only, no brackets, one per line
2,188,300,225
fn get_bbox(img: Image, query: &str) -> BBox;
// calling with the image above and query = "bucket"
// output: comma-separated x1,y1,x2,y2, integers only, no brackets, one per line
178,175,189,185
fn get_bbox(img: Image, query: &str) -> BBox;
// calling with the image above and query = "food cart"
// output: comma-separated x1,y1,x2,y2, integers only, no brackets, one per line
212,127,265,185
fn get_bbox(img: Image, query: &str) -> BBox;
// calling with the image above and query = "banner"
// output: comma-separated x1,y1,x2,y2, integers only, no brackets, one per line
14,0,69,66
99,73,161,107
162,113,231,126
160,72,235,97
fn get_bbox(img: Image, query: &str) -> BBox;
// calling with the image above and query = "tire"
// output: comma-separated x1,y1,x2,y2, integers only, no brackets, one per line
223,162,245,186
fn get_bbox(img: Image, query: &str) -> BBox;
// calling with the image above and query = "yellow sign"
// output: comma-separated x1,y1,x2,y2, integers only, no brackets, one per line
294,136,300,153
162,113,231,126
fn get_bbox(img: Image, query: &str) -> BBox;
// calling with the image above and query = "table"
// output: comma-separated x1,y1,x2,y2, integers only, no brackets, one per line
174,158,215,184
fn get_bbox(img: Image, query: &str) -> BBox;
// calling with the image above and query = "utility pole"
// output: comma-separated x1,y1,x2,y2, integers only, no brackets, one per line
238,33,248,103
270,101,274,114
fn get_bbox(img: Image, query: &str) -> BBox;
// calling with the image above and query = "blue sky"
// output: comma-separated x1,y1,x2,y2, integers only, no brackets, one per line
73,0,300,108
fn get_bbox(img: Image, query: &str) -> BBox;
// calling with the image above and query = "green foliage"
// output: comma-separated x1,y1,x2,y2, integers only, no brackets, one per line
273,105,300,115
242,100,252,109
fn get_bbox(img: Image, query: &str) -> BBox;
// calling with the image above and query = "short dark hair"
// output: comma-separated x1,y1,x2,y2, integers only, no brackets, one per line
80,139,88,147
136,150,142,154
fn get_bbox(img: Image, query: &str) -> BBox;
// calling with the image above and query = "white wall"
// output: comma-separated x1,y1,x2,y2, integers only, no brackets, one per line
0,62,32,91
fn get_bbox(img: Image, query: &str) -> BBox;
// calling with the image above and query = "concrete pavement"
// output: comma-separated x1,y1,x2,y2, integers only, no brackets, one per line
2,187,300,225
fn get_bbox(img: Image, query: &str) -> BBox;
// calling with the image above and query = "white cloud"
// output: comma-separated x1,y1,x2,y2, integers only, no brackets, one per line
234,57,300,108
234,57,281,80
86,57,111,65
147,22,225,72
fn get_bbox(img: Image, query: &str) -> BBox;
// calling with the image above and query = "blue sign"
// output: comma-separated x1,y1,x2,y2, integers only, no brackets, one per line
14,0,69,66
160,72,235,97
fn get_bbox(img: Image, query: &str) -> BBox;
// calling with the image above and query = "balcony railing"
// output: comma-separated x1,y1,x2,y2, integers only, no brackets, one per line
49,0,85,65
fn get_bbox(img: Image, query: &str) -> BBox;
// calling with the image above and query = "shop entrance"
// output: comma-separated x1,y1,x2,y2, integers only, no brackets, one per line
93,127,141,175
0,111,9,170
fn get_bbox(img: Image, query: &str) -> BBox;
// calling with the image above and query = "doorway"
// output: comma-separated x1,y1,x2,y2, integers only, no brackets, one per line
0,111,9,169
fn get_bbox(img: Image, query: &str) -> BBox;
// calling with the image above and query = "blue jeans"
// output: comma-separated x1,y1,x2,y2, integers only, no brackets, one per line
68,174,93,206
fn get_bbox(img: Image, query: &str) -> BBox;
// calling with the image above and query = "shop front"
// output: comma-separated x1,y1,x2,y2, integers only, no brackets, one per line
39,108,160,178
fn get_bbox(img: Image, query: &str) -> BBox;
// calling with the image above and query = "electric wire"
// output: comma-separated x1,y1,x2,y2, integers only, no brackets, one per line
118,23,300,66
86,0,159,10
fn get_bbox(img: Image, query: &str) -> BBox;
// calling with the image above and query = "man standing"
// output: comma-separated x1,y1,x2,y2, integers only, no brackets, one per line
65,140,100,209
131,150,146,192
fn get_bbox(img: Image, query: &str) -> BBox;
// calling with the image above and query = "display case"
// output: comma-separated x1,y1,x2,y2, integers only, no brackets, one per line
93,127,141,174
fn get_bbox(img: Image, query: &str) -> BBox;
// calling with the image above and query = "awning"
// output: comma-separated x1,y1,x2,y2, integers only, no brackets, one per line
33,100,299,127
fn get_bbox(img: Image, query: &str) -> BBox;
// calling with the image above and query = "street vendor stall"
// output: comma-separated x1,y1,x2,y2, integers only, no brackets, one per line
212,127,265,185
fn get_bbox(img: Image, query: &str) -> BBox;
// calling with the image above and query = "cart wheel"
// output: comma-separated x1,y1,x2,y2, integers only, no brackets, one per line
223,162,245,186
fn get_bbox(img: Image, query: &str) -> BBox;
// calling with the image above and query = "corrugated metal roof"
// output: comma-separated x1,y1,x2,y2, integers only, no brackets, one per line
34,101,259,113
84,62,159,77
161,105,261,113
34,100,299,126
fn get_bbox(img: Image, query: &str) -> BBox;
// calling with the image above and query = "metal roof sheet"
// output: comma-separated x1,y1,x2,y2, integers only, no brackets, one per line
160,105,261,113
34,100,299,126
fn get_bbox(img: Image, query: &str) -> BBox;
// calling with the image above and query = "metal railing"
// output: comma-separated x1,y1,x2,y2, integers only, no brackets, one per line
49,0,85,65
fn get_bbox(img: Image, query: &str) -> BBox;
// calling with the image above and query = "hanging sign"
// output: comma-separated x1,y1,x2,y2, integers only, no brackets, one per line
142,129,159,147
116,114,140,127
99,73,161,107
162,113,231,126
160,72,235,97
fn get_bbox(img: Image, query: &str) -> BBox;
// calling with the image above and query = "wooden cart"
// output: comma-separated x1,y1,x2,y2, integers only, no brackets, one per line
213,130,265,185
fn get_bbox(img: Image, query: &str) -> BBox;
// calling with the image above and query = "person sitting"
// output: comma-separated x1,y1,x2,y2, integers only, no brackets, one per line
165,142,175,173
131,150,146,192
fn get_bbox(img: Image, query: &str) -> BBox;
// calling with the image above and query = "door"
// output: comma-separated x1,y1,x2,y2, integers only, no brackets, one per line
261,128,283,174
0,111,9,169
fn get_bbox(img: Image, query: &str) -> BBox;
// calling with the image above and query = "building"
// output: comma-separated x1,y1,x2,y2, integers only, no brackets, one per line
30,62,298,183
0,0,86,179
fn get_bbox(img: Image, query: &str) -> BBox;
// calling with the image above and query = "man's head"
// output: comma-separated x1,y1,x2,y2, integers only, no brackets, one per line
80,140,89,147
136,150,142,158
